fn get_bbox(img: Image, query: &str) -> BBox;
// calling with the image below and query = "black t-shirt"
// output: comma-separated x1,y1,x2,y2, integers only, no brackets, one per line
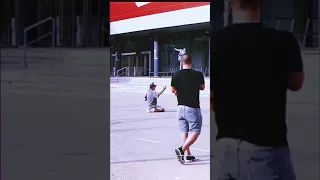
171,69,205,108
211,23,303,147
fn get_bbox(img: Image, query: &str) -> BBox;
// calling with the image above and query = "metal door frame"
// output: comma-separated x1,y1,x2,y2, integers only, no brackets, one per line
112,51,151,77
140,51,151,77
121,52,136,76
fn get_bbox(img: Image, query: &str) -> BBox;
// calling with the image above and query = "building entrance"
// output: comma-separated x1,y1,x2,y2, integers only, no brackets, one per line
111,51,151,77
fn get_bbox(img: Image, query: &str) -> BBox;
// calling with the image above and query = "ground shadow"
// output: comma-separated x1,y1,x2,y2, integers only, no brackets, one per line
110,116,179,124
111,126,176,133
111,124,210,133
111,155,212,164
163,109,177,112
184,162,210,165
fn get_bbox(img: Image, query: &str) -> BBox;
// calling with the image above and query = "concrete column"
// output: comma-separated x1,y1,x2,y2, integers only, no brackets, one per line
317,0,320,46
133,56,137,76
128,56,131,76
115,43,123,75
208,36,210,76
135,55,139,76
114,53,120,76
144,55,147,76
56,16,60,46
224,0,230,26
153,40,159,77
11,18,16,46
76,16,81,46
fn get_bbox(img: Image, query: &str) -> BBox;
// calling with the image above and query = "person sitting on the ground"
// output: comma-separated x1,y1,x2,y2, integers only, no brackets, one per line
145,82,167,112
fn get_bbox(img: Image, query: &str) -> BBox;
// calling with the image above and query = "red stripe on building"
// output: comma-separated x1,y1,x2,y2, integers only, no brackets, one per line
110,2,210,22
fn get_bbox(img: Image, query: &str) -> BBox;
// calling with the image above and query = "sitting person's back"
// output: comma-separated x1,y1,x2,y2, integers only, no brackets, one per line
146,89,158,108
145,82,166,112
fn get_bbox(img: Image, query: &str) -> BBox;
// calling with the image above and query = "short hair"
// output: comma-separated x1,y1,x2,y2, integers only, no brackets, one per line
181,54,192,64
231,0,262,10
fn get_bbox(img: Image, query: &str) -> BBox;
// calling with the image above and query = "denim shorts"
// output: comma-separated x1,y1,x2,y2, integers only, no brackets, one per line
215,138,296,180
177,105,203,133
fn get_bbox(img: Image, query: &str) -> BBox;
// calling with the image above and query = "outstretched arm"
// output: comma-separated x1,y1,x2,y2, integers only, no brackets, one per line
158,86,167,97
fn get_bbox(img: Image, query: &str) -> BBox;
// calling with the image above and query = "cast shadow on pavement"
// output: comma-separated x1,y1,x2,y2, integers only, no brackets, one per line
111,116,180,123
112,109,177,113
111,126,175,133
163,109,178,112
111,124,209,133
111,155,211,165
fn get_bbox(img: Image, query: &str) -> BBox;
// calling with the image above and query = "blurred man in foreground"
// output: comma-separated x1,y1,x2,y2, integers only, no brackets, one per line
211,0,304,179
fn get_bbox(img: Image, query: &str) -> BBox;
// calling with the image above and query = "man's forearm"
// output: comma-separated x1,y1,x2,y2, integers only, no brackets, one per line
158,89,165,96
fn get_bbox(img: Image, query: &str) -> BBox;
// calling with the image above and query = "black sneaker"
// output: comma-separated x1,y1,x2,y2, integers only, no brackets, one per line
185,155,196,162
174,146,185,164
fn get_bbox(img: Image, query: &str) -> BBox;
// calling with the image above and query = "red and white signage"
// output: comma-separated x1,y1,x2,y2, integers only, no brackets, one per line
110,2,210,35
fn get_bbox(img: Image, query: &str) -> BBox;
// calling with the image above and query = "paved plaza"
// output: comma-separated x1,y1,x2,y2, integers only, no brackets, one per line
1,93,110,180
110,92,211,180
1,61,319,180
111,88,319,180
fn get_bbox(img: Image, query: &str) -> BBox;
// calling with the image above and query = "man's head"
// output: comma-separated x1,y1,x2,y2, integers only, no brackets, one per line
230,0,262,23
181,54,192,68
150,82,157,90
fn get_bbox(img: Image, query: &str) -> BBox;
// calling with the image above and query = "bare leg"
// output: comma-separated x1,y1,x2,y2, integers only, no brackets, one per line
182,133,200,152
181,133,191,155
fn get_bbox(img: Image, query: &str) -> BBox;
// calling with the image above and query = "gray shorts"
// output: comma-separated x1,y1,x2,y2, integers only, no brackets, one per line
177,105,202,133
215,138,296,180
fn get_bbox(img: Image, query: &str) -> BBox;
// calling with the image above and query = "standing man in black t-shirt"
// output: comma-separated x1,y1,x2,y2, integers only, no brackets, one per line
211,0,304,179
171,54,205,164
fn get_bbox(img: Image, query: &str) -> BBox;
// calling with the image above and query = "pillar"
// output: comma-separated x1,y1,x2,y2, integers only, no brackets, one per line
135,55,139,76
115,52,121,76
293,0,310,44
224,0,230,26
11,18,16,46
56,16,60,46
115,53,120,76
144,55,147,76
76,16,81,46
128,56,131,75
208,36,210,77
211,0,224,31
153,39,159,77
317,0,320,46
115,42,123,76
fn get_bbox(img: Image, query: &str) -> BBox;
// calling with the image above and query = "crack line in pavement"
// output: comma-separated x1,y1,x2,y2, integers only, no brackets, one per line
111,133,210,153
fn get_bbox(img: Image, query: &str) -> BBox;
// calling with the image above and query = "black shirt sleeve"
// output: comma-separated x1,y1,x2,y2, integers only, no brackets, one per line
199,72,205,85
171,73,176,87
285,32,303,73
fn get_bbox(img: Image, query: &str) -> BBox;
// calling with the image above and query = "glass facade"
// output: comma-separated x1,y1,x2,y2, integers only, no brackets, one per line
158,30,210,74
1,0,109,47
110,25,210,77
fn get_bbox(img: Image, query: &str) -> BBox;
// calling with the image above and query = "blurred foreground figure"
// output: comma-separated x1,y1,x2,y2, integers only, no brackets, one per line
211,0,304,179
